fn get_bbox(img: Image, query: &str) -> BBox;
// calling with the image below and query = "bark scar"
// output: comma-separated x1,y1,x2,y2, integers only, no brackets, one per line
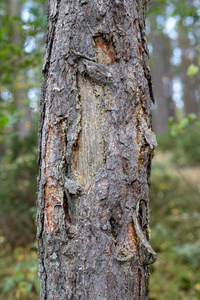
133,200,157,265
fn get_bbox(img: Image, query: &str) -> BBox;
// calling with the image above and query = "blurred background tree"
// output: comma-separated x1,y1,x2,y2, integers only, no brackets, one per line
0,0,45,298
0,0,199,299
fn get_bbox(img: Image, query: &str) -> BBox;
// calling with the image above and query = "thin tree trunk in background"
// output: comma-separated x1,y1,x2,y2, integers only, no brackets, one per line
150,32,174,133
37,1,157,299
179,25,197,115
8,0,32,142
193,30,200,116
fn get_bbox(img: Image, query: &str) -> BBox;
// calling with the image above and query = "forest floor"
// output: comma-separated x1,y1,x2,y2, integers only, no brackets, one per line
0,242,39,300
150,150,200,300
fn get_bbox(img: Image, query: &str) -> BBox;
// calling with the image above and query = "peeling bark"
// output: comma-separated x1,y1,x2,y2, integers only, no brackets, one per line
37,1,157,299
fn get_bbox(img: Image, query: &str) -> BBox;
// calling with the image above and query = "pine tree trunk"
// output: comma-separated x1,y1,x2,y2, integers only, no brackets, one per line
37,1,157,299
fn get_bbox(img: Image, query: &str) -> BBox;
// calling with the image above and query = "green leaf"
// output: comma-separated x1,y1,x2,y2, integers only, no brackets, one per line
187,64,199,78
170,124,179,137
3,278,15,293
0,115,9,128
178,118,189,131
35,280,40,293
195,121,200,128
188,113,197,122
14,273,24,282
167,116,174,127
24,283,33,294
195,44,200,52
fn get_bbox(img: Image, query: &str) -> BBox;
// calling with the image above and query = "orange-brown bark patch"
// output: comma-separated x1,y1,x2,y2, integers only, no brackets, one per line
138,44,142,58
94,37,115,65
129,218,137,249
45,183,58,232
119,218,138,257
44,126,59,232
87,185,92,194
102,179,107,186
87,4,91,15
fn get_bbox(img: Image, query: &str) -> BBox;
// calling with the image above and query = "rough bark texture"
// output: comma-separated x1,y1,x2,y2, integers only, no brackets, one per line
37,1,157,299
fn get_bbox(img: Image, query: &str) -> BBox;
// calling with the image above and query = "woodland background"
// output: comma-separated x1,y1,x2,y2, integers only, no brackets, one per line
0,0,200,299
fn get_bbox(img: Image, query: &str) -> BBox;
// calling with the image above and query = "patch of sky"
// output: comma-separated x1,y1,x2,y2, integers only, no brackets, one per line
24,36,36,53
28,88,40,112
188,32,196,45
1,91,12,101
171,47,181,66
27,69,35,78
164,17,179,40
183,16,194,27
146,20,151,36
166,2,175,15
172,77,184,109
194,0,200,9
21,0,37,23
36,32,45,40
148,43,153,55
156,15,165,28
151,101,158,111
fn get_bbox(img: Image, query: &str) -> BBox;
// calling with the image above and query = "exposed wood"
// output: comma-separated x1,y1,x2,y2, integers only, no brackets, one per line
37,1,157,299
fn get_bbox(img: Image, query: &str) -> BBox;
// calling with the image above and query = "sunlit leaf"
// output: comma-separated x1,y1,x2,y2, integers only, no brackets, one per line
170,123,178,137
3,278,15,292
24,283,33,294
0,115,9,128
178,118,189,130
188,113,197,122
187,64,199,78
167,116,174,127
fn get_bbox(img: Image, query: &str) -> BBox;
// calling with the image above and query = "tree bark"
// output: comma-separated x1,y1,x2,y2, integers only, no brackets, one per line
37,1,157,299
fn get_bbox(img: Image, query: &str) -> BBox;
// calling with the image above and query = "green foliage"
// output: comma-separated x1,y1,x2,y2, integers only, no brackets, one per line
0,0,45,245
149,152,200,299
172,129,200,166
187,113,197,122
187,64,199,78
0,103,18,134
168,114,199,136
0,243,39,300
157,128,200,166
174,240,200,265
149,0,200,24
0,0,46,90
0,125,38,246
